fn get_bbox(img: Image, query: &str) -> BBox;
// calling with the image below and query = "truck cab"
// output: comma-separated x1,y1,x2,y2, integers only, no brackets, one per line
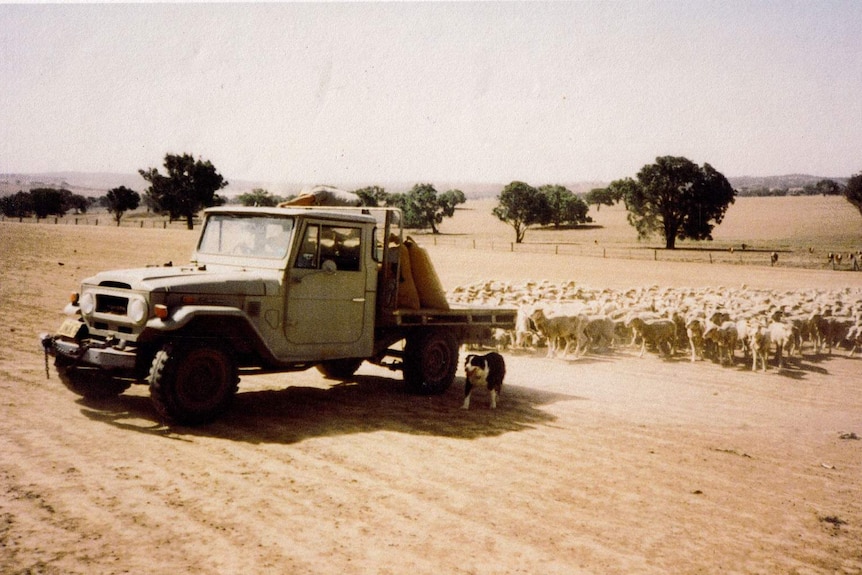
192,207,381,363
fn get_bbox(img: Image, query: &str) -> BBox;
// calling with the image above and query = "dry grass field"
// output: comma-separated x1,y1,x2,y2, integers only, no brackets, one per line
427,195,862,270
1,196,861,574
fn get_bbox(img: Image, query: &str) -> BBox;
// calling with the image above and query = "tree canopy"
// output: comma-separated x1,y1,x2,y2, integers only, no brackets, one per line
236,188,282,207
845,171,862,218
617,156,736,249
492,181,553,243
584,187,618,211
383,183,466,233
139,153,228,229
0,191,34,218
540,184,589,228
0,188,91,219
804,179,844,196
105,186,141,226
353,186,389,207
32,188,88,218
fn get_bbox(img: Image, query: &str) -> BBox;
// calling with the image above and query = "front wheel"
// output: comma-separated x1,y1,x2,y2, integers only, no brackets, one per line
403,329,460,395
148,344,238,425
55,357,132,399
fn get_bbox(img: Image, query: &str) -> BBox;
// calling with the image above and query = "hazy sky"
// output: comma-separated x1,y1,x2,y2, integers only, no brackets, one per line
2,1,861,188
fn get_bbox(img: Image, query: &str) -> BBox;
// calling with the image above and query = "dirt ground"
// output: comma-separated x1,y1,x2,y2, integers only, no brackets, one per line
2,221,861,574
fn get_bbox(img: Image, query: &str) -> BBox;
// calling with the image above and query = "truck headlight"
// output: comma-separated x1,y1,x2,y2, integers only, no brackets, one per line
128,297,149,324
79,291,95,316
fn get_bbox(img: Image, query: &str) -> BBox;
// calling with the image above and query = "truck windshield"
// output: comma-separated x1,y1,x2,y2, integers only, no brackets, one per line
198,215,295,259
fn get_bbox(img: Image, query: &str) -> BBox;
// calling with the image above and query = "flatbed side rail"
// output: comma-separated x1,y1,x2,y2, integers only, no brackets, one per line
390,307,517,328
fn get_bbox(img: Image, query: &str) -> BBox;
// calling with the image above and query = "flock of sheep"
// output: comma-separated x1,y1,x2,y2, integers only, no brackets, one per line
449,280,862,370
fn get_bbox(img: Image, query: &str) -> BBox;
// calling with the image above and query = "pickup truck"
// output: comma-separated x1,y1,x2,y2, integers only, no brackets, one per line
41,206,516,424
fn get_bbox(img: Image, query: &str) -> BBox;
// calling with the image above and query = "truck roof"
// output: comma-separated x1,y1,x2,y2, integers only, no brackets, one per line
203,205,379,225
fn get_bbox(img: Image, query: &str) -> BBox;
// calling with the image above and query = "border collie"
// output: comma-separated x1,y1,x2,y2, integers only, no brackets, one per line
462,352,506,410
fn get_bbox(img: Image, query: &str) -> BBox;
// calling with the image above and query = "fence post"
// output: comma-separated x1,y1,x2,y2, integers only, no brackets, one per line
510,242,514,252
654,249,657,261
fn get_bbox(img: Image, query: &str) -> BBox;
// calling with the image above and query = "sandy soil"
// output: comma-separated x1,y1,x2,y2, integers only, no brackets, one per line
2,220,861,574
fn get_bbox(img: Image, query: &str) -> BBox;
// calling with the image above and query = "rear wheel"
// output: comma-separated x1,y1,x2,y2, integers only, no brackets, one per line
403,329,459,395
148,344,238,425
55,357,132,399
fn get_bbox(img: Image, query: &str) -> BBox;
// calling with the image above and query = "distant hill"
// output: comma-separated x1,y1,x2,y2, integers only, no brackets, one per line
728,174,849,191
0,172,275,199
0,172,145,197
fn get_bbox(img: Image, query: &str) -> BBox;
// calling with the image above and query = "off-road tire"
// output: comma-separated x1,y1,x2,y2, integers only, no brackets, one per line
403,328,459,395
148,344,238,425
55,357,132,399
316,358,364,380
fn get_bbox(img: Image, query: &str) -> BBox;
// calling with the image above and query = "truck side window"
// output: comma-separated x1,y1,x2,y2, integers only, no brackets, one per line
295,225,319,269
320,226,361,271
294,224,361,271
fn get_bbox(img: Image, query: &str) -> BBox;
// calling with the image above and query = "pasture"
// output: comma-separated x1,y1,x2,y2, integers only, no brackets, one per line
1,195,860,574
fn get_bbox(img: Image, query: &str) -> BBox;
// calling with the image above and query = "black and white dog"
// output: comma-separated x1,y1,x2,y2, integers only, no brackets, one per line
462,352,506,410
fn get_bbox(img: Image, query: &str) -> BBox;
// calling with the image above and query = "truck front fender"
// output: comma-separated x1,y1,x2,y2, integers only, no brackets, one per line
143,306,277,364
147,305,251,333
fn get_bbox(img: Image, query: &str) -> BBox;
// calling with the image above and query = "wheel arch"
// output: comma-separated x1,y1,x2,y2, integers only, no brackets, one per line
143,309,276,368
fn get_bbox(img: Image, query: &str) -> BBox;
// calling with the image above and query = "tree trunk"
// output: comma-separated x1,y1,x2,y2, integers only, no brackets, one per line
185,214,194,230
665,234,676,249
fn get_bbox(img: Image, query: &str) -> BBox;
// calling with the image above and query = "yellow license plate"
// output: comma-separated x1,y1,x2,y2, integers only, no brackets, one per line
57,318,84,339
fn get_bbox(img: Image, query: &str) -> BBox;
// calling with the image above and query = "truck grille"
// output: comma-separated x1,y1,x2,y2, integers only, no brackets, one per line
96,294,129,315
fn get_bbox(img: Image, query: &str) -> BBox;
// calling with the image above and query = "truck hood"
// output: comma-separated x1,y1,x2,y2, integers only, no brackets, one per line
81,265,277,296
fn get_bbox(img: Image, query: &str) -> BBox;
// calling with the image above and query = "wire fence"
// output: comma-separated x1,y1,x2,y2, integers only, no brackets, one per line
1,214,197,230
423,234,862,272
4,214,860,272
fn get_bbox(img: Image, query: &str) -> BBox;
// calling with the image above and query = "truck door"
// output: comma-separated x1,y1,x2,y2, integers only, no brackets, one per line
285,221,367,346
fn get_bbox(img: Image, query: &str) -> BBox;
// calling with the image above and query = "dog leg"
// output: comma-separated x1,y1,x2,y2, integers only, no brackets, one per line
461,381,473,410
489,389,497,409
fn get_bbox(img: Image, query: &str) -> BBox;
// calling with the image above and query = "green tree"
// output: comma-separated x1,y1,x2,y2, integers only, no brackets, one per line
803,179,844,196
64,191,91,214
0,191,34,217
139,153,228,229
384,184,465,233
353,185,389,207
237,188,281,207
30,188,70,219
619,156,736,249
845,171,862,218
411,183,443,233
584,187,618,211
539,185,589,227
492,181,552,243
439,188,467,211
105,186,141,226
